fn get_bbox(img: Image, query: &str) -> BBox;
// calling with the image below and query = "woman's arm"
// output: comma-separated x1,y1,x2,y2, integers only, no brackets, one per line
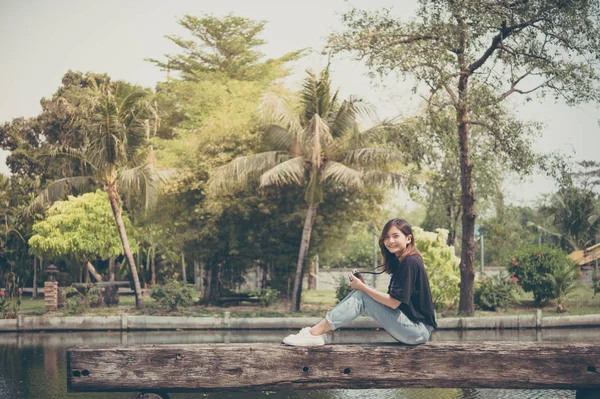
348,274,401,309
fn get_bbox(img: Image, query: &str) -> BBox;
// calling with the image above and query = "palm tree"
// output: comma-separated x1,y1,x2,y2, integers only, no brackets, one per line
32,79,165,309
209,68,403,311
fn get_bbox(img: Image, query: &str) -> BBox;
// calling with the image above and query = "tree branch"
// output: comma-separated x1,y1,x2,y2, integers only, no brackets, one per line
468,17,546,74
498,77,555,101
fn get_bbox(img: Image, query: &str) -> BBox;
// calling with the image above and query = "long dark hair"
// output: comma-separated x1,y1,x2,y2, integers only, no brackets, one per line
378,218,422,274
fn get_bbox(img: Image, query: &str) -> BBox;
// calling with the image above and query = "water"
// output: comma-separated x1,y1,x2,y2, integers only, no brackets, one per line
2,327,599,399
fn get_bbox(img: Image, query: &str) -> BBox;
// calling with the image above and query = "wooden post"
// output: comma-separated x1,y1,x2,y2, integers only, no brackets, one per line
68,342,600,393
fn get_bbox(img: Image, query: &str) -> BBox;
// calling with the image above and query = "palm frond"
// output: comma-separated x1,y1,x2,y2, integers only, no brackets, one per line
361,171,405,189
329,97,375,138
344,148,404,168
259,90,302,132
264,124,296,151
259,157,306,187
208,152,291,194
321,162,364,189
118,164,167,210
28,176,96,213
41,147,99,172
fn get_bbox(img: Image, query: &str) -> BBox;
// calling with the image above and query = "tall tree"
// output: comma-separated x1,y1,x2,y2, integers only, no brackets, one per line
332,0,600,315
31,77,163,308
147,13,303,82
209,68,403,311
541,185,600,252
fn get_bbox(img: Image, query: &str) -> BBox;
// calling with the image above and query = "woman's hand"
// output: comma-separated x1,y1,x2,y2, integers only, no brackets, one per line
348,273,365,291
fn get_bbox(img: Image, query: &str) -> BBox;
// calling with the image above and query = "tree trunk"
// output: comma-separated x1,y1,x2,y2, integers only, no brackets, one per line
202,265,220,304
150,248,156,287
290,203,318,312
86,262,104,282
109,257,116,282
106,185,144,309
85,263,91,283
261,263,268,290
457,73,476,316
181,251,187,284
32,256,38,298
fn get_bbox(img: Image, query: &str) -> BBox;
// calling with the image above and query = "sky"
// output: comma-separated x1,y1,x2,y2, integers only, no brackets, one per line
1,0,599,206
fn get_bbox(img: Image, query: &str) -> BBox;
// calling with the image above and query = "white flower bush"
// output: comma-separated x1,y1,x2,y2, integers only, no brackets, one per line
413,227,460,311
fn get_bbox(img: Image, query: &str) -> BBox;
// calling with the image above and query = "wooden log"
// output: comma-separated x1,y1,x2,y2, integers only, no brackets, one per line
67,342,600,393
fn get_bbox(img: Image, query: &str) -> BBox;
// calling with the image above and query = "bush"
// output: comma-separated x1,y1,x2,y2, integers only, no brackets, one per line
150,278,196,311
258,288,279,307
0,272,22,319
62,286,103,315
474,273,521,311
546,261,580,312
414,227,461,312
508,245,576,305
335,275,353,304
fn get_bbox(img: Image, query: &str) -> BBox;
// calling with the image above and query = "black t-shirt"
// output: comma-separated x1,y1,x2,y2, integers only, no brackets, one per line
387,254,437,329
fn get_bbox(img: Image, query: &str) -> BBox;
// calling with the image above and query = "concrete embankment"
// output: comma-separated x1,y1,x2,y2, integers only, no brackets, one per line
1,310,600,332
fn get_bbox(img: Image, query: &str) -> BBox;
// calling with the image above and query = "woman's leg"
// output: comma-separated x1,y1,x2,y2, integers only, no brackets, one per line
323,290,431,345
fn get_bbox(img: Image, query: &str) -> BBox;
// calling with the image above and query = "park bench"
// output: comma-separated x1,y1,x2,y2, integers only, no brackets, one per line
217,293,260,306
67,341,600,399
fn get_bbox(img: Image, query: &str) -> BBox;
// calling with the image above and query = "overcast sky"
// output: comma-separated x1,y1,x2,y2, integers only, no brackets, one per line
1,0,598,206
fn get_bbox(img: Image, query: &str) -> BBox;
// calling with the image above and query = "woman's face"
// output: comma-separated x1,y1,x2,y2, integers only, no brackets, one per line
383,225,411,255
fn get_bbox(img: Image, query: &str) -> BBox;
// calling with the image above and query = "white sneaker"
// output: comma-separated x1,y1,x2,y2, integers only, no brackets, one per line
282,327,326,346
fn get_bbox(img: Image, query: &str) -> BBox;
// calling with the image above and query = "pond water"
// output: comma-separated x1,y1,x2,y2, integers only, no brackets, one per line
1,327,599,399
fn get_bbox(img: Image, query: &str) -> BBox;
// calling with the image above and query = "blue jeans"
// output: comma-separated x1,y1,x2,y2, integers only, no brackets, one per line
326,290,433,345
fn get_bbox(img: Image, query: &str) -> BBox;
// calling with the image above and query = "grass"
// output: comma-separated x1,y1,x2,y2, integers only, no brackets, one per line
9,285,600,319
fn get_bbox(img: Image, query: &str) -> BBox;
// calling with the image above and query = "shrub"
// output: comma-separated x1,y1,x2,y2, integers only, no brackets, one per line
474,273,521,311
546,261,580,312
62,286,103,315
335,275,353,304
0,272,22,319
258,288,279,307
414,227,461,312
508,245,576,305
150,278,196,311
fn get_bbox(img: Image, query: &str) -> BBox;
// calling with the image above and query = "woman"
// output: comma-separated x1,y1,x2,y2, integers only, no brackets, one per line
282,218,437,346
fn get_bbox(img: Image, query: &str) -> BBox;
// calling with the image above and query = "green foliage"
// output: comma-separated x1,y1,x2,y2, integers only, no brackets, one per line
0,272,22,319
257,288,279,308
147,13,302,82
29,190,135,262
62,286,103,315
540,185,600,251
546,261,580,311
478,204,540,267
474,273,521,311
335,274,353,304
508,245,577,305
414,227,461,312
150,277,196,311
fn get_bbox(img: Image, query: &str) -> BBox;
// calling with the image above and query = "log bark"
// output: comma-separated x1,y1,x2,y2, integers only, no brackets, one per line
68,342,600,393
86,262,104,282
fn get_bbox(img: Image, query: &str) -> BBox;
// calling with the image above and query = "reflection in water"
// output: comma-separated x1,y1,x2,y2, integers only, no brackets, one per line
1,327,594,399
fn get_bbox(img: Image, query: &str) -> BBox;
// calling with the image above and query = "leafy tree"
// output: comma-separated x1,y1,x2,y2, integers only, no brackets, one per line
332,0,600,315
31,77,164,308
540,186,600,251
147,13,303,82
28,190,134,276
478,203,540,267
209,68,404,311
